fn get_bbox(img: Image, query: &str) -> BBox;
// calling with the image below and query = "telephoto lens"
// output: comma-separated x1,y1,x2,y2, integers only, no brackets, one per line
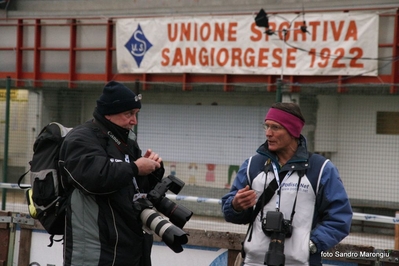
140,208,189,253
156,197,193,228
135,175,194,253
264,231,286,266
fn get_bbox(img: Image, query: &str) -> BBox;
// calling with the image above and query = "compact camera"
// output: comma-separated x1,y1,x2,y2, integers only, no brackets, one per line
134,175,193,253
261,211,293,266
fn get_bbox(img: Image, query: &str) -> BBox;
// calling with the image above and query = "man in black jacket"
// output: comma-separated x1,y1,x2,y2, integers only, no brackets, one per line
59,81,164,266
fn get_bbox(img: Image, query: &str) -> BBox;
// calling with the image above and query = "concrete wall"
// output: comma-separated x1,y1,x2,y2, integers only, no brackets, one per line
315,95,399,204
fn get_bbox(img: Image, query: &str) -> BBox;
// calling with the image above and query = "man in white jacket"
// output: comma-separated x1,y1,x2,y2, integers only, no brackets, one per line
222,102,352,266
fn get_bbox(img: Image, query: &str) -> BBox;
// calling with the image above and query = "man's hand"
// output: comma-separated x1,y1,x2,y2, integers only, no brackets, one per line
232,185,257,212
143,149,162,163
135,149,162,175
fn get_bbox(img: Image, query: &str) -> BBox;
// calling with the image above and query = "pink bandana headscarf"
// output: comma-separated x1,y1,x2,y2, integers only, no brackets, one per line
265,108,304,138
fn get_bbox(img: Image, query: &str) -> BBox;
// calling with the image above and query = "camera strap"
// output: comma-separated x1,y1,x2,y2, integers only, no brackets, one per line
246,162,277,243
288,173,304,222
132,177,147,202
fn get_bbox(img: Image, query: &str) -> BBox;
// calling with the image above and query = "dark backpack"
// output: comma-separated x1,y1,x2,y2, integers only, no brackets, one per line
18,122,73,242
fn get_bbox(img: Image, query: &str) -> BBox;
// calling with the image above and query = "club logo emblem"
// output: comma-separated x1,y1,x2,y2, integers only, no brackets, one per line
125,24,153,68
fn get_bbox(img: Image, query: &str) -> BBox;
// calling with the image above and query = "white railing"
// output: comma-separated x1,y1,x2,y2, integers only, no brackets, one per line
1,182,398,225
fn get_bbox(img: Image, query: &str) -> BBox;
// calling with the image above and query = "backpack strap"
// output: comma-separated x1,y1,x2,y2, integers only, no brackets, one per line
82,121,109,150
47,234,64,247
17,169,31,189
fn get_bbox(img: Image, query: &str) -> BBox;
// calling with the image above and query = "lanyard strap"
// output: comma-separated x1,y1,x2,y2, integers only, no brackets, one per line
271,162,292,210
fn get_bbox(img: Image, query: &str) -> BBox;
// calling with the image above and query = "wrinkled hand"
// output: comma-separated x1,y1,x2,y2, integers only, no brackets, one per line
232,185,257,212
135,149,162,175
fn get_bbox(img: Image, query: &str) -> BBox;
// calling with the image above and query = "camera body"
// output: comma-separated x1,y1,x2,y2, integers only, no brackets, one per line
146,175,193,229
134,175,193,253
261,211,293,266
262,211,292,238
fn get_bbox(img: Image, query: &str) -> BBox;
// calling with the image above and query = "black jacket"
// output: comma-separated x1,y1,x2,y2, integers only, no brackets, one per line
59,109,163,266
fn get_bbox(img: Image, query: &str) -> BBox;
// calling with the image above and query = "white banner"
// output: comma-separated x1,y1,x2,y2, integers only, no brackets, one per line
116,12,378,76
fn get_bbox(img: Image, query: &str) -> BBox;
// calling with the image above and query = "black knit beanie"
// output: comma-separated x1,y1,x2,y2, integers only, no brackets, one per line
96,81,141,115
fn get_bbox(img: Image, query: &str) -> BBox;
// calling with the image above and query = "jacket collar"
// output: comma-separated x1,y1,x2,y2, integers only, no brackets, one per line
93,108,130,144
256,135,310,171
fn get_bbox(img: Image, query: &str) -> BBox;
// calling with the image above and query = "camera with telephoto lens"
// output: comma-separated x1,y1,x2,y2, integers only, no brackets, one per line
134,175,193,253
261,211,293,266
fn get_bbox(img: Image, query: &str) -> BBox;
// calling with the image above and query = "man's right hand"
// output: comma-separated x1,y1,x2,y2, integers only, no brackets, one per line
232,185,257,212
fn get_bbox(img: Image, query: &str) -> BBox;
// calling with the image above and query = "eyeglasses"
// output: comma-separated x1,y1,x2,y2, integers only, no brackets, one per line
262,123,284,132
